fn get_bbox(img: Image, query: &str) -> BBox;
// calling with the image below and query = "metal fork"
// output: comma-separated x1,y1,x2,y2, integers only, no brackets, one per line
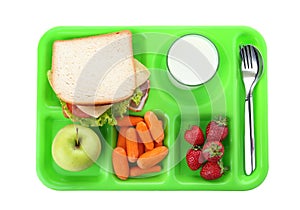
240,45,263,175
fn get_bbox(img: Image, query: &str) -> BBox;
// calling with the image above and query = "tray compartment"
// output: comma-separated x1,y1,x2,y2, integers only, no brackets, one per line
108,109,171,184
172,114,232,185
37,111,115,189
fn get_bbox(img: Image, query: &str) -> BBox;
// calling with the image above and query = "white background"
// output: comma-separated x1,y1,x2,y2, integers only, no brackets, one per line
0,0,298,209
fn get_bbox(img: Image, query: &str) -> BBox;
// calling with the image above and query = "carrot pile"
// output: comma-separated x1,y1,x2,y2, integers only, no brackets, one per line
112,111,168,180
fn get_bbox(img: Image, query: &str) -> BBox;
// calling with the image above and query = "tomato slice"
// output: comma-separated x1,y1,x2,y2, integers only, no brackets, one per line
62,109,70,118
66,103,91,118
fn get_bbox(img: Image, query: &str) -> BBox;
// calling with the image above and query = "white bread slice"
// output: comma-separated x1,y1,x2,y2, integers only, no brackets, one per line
134,59,151,87
76,59,150,118
50,30,136,105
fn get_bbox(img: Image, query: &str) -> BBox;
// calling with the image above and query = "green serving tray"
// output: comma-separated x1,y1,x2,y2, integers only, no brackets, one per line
37,26,268,190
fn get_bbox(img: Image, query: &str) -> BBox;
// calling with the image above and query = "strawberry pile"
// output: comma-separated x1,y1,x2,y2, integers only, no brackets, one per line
184,116,228,180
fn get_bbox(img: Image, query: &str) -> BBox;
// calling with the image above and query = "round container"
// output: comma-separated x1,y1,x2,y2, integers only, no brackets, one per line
167,34,219,89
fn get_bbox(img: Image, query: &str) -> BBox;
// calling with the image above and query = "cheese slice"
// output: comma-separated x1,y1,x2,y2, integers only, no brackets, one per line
76,104,112,118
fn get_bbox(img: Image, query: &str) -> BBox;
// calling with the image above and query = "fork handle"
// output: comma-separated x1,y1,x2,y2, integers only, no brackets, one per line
245,94,255,175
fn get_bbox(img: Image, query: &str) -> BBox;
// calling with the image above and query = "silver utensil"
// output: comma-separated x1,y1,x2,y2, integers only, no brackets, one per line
240,45,263,175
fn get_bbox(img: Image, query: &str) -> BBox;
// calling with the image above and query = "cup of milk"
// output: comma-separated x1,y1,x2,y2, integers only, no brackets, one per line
167,34,219,89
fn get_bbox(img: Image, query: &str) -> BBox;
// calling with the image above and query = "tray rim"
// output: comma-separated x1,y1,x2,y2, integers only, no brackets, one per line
36,25,268,191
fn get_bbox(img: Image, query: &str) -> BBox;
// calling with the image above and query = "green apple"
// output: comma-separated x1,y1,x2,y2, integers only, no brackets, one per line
52,124,101,172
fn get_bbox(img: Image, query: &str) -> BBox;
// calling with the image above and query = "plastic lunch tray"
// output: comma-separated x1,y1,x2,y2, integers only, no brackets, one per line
36,26,268,190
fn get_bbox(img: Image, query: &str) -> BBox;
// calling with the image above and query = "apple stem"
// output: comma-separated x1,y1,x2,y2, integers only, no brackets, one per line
75,127,80,147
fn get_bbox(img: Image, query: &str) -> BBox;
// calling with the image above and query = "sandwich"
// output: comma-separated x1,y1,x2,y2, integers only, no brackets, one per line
48,30,150,126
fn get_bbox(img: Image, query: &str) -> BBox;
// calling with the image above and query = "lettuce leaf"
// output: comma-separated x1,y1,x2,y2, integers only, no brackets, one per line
111,99,130,118
96,110,117,126
111,88,143,117
59,88,143,127
131,88,143,106
60,100,116,127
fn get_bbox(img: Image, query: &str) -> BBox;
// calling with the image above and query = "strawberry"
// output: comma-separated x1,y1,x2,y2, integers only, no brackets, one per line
186,146,204,170
206,116,228,142
184,125,205,146
200,161,224,180
202,141,224,162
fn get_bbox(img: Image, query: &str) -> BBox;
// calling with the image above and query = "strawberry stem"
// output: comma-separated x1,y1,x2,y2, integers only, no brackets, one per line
215,115,228,127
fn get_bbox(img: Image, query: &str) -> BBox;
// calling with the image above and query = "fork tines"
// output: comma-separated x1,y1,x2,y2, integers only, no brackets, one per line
240,45,257,69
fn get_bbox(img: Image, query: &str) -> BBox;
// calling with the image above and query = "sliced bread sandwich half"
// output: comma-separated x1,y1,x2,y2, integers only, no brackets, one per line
48,31,151,126
49,30,136,105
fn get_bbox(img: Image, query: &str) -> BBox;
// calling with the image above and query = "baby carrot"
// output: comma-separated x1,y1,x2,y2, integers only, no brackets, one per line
136,121,155,151
154,141,163,147
112,147,129,180
154,121,164,147
144,111,164,143
136,121,153,143
118,126,129,137
137,146,168,169
158,120,163,128
138,142,145,157
117,127,128,150
126,128,139,163
144,142,154,152
117,116,144,127
129,165,161,177
154,121,164,146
